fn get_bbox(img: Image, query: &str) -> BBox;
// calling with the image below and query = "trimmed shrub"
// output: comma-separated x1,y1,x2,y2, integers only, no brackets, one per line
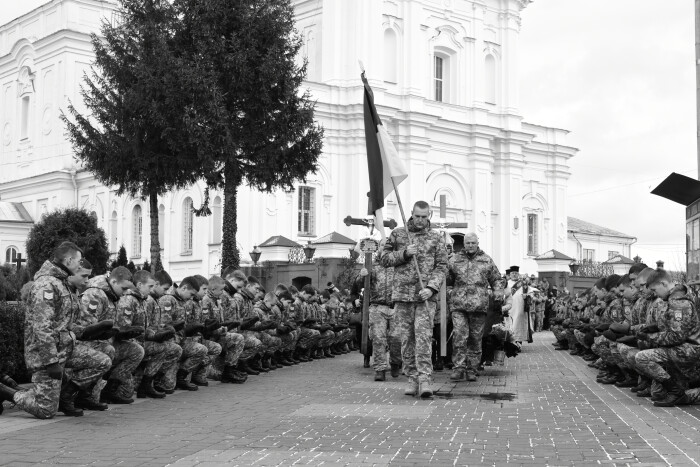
0,301,29,383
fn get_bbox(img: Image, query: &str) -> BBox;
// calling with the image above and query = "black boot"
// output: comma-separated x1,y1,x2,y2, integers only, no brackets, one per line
238,359,259,375
59,381,84,417
221,365,247,384
324,347,335,358
261,356,272,371
100,379,134,404
75,383,108,411
138,376,166,399
176,370,198,391
279,352,293,366
251,356,269,372
363,354,370,368
0,381,18,416
434,357,444,372
654,379,689,407
390,363,402,378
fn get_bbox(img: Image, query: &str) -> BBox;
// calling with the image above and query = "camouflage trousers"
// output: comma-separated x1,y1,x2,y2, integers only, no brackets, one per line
635,343,700,382
245,330,281,356
591,335,613,361
451,311,486,373
534,311,544,332
276,329,299,352
208,332,244,380
110,339,145,394
143,340,182,377
369,304,401,372
82,339,116,361
565,329,579,350
15,342,111,420
317,330,335,348
191,339,222,382
395,300,436,382
297,328,321,350
239,333,263,361
550,325,565,342
574,330,588,348
685,387,700,404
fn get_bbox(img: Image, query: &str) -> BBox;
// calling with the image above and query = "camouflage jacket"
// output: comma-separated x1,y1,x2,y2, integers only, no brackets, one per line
292,297,312,322
184,296,204,324
25,260,80,371
628,293,649,330
621,295,636,324
158,287,189,323
446,248,502,314
117,289,149,342
220,284,239,322
253,302,276,323
201,291,226,323
380,218,448,303
145,294,170,330
647,288,700,347
81,275,121,324
233,288,260,330
354,263,394,306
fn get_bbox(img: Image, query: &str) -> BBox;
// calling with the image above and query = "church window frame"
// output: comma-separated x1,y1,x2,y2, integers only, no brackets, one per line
182,197,194,254
5,246,18,264
132,205,143,258
434,55,445,102
527,213,538,256
298,186,316,237
583,249,595,262
383,28,399,84
484,54,497,105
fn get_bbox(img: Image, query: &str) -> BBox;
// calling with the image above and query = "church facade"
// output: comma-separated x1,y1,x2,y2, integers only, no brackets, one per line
0,0,577,279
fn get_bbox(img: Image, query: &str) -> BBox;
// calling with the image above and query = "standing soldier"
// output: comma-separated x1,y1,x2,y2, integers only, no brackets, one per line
381,200,447,398
446,233,503,383
0,242,111,419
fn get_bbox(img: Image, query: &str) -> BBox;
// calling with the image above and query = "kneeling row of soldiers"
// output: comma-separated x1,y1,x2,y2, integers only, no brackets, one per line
550,263,700,407
0,241,355,419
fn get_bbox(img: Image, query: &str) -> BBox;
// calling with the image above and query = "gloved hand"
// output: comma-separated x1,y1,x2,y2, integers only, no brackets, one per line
641,324,660,333
116,325,144,340
637,340,649,350
276,325,291,334
184,323,205,337
603,330,618,341
595,323,610,333
45,362,63,380
302,318,317,327
94,327,119,340
610,322,630,334
151,329,176,343
202,319,221,337
616,335,637,346
223,320,241,330
580,317,591,324
636,331,649,341
172,321,186,332
80,320,113,340
239,317,260,331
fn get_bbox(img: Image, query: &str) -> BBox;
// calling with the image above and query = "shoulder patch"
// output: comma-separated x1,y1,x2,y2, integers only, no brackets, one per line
164,303,172,311
674,310,683,321
43,290,54,300
89,300,98,311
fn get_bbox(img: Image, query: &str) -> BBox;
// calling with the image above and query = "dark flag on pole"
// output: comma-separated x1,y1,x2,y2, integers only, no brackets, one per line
361,71,407,239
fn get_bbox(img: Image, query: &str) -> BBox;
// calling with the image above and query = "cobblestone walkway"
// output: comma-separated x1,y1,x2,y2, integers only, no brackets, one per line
1,332,699,466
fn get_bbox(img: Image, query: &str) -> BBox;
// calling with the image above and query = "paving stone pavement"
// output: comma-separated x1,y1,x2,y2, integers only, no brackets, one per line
1,332,699,466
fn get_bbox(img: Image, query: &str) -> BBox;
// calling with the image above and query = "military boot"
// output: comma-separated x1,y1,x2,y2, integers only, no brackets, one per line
324,347,335,358
75,383,109,410
636,387,652,397
315,348,326,359
615,370,637,388
176,370,199,391
654,380,689,407
238,359,259,375
138,376,166,399
261,356,272,371
252,356,269,372
374,370,386,381
0,381,18,416
434,357,444,372
153,380,174,395
221,365,247,384
631,377,651,394
450,368,466,382
404,377,418,396
278,352,293,366
342,343,350,353
296,350,309,362
390,363,401,378
466,370,477,382
101,380,134,404
363,354,370,368
419,378,434,398
59,381,84,417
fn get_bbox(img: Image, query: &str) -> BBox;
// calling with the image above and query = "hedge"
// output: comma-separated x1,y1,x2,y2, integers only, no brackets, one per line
0,301,29,383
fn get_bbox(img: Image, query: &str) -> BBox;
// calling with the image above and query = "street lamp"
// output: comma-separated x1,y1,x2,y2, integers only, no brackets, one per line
249,245,262,266
349,247,360,261
303,241,316,262
569,262,580,276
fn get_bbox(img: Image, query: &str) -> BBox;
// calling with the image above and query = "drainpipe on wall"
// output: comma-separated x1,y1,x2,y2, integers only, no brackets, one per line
572,232,582,260
70,169,78,207
628,237,638,259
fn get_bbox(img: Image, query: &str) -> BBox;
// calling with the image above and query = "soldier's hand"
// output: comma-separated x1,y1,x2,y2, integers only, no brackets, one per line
405,244,417,258
184,323,205,337
153,329,176,342
636,331,649,341
45,362,63,381
419,288,433,301
641,324,660,334
360,268,369,277
81,320,113,340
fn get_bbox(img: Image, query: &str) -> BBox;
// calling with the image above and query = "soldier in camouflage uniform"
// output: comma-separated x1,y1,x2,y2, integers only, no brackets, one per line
292,285,322,361
309,292,336,358
200,276,247,383
81,266,143,404
635,270,700,406
118,270,182,399
381,201,448,398
221,269,263,375
0,243,110,419
277,289,302,364
158,277,208,391
446,233,502,383
253,292,291,368
357,255,402,382
184,275,222,386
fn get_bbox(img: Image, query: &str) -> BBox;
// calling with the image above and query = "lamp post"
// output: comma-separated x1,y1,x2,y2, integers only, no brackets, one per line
349,247,360,261
303,241,316,262
249,245,262,266
569,262,580,276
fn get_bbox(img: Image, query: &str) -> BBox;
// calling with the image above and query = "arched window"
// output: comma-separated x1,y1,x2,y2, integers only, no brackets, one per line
484,54,496,104
212,196,222,244
158,204,165,249
383,29,398,83
5,246,18,264
110,210,118,252
182,197,194,254
132,205,142,258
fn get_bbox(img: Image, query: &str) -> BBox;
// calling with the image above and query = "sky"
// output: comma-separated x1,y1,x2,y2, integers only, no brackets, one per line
1,1,696,270
519,0,696,271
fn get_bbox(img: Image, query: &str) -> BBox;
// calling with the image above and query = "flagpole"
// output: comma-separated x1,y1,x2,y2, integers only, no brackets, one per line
390,177,426,292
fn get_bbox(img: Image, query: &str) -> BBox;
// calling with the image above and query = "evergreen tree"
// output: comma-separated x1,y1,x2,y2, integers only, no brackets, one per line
142,259,151,272
116,245,128,267
178,0,323,271
26,208,110,275
62,0,221,272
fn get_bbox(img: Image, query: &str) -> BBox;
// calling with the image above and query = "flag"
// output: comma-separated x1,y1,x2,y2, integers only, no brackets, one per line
362,72,408,234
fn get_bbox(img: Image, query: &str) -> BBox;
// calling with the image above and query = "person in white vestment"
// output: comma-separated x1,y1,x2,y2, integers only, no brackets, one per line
508,267,539,345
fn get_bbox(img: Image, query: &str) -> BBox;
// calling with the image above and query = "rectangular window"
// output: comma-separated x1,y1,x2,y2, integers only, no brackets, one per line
527,213,538,256
132,207,142,258
182,199,194,254
298,186,315,236
20,96,30,140
607,251,619,259
583,249,595,262
434,56,443,102
694,219,700,250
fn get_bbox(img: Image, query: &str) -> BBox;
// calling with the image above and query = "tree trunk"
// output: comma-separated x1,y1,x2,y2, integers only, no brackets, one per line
221,163,242,273
149,190,163,272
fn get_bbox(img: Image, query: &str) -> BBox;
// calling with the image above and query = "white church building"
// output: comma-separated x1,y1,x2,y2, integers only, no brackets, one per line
0,0,577,279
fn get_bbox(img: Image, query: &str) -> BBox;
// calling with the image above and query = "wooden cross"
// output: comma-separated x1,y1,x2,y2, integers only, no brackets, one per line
13,253,26,269
433,194,468,357
343,215,397,356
